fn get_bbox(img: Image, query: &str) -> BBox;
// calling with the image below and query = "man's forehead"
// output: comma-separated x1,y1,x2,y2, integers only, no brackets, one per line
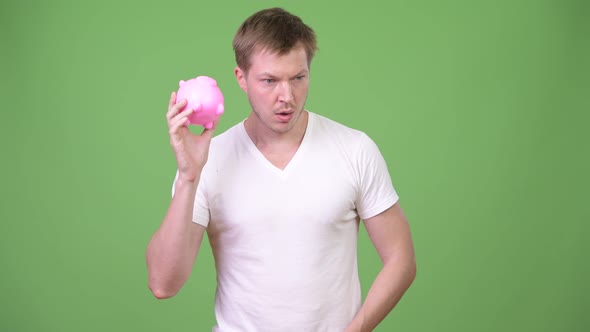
251,44,306,59
248,45,309,73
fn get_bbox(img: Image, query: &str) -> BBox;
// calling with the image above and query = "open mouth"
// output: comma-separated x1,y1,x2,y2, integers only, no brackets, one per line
276,111,293,122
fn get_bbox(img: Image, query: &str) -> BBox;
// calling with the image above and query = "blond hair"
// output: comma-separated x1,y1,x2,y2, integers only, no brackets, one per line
233,8,318,72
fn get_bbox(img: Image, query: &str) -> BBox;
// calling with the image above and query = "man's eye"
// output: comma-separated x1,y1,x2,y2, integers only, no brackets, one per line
295,76,304,80
264,79,274,84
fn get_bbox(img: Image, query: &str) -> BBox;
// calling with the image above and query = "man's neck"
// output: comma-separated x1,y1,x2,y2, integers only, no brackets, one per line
244,111,309,149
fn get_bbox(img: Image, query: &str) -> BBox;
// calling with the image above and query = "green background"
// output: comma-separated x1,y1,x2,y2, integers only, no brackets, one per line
2,0,588,331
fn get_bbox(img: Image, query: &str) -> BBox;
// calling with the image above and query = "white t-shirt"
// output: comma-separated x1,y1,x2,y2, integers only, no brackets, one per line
173,112,398,331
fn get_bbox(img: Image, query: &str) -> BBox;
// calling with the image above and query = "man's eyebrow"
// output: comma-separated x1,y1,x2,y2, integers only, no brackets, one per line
255,70,309,78
294,70,309,76
256,72,277,78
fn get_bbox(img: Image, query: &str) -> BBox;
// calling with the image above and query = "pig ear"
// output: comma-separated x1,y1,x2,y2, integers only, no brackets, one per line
216,104,225,115
179,80,185,87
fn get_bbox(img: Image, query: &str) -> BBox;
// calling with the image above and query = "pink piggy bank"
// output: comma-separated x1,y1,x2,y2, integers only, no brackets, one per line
176,76,225,129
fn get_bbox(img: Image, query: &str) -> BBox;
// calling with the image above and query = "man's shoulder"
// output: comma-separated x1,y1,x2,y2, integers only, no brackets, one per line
309,111,368,142
202,121,245,166
210,120,244,145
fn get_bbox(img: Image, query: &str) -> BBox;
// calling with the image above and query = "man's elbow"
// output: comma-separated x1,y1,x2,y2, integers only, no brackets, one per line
149,282,179,299
408,259,417,284
393,253,416,287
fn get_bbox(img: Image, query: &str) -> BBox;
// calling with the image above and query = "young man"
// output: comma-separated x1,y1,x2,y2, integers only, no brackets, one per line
147,7,416,332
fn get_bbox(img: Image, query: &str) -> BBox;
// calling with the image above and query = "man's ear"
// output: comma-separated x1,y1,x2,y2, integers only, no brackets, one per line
234,66,247,93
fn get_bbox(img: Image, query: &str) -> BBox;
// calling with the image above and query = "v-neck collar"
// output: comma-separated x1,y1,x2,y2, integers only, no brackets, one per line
239,111,315,176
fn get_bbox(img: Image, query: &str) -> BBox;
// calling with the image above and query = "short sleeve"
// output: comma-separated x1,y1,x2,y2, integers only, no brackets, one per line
355,134,399,220
171,170,211,227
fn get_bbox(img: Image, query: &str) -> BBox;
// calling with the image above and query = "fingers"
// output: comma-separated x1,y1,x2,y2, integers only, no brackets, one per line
166,93,187,122
168,91,176,109
169,107,193,132
169,116,189,136
166,91,222,140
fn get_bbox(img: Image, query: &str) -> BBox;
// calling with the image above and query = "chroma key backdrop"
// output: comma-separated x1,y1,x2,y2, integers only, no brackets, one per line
1,0,588,331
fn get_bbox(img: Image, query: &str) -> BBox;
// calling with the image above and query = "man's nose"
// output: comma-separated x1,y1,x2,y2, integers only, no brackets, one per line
277,81,293,104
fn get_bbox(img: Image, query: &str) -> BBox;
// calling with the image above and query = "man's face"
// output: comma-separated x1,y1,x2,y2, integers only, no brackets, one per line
235,45,310,135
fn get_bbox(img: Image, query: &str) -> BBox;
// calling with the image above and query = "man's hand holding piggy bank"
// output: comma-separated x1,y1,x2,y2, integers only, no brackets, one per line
176,76,225,129
165,76,224,183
